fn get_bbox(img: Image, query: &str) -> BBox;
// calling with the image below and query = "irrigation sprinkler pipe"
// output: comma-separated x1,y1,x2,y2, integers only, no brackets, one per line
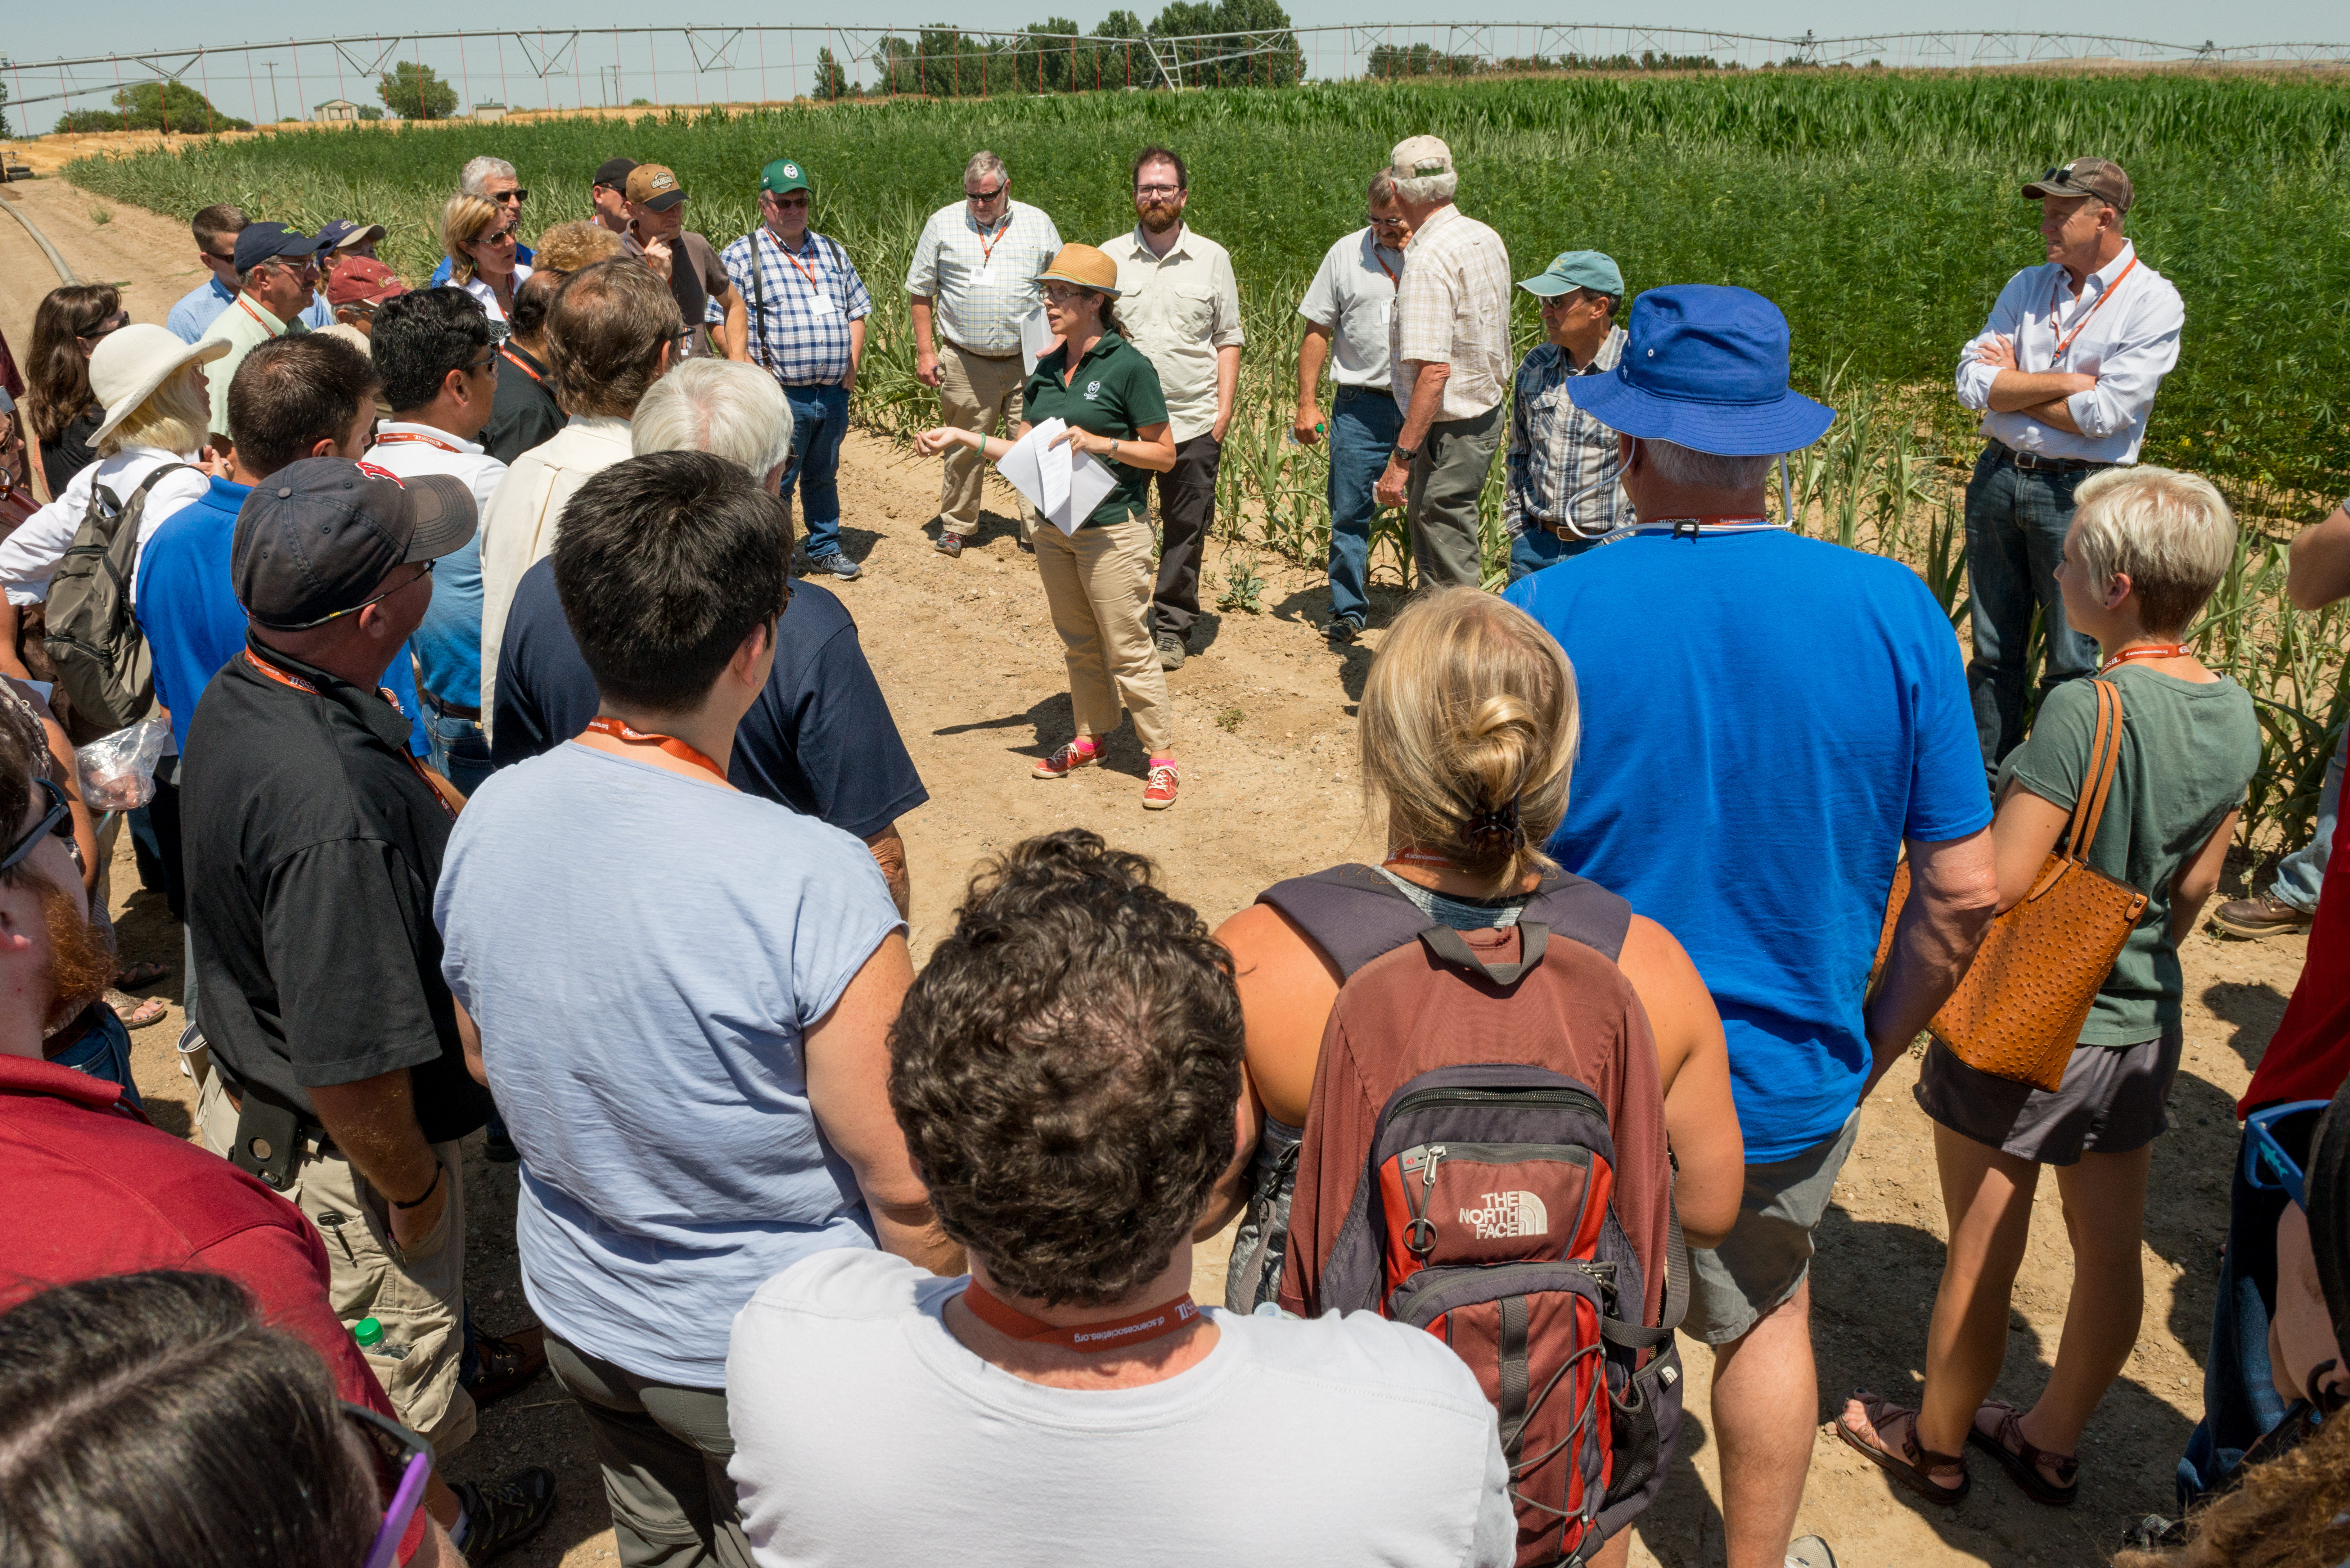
0,194,77,287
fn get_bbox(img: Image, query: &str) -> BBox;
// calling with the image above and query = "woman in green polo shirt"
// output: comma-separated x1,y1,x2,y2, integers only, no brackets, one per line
915,244,1183,810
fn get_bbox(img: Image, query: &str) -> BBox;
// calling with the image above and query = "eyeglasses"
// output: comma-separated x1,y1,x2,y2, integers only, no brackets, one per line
769,194,811,210
2245,1099,2332,1211
465,350,500,374
1135,184,1182,198
344,1402,433,1568
261,559,434,632
1041,284,1095,306
1367,212,1408,229
965,184,1007,203
490,187,530,205
0,777,73,876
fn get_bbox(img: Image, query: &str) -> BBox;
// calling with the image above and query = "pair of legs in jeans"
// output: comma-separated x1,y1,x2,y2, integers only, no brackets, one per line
1324,386,1400,631
2266,727,2345,914
778,383,852,566
1963,446,2102,780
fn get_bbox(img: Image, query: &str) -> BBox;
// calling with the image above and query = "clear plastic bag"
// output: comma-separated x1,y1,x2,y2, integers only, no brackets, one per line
76,711,170,812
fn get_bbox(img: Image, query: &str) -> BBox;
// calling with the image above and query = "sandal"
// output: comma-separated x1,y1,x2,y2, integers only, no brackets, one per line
115,959,170,989
106,990,169,1030
1967,1399,2078,1506
1834,1390,1971,1505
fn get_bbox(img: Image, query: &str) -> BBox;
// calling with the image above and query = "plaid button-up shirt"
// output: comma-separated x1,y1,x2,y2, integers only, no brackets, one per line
905,199,1064,357
1504,327,1634,541
721,227,873,387
1388,203,1513,422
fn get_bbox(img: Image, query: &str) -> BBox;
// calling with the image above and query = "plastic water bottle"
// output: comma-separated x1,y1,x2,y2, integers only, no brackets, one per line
353,1316,384,1348
1285,422,1326,448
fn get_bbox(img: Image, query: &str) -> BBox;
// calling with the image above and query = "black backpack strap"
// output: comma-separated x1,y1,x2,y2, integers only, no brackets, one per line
1259,863,1633,979
1600,1206,1690,1351
1418,922,1550,987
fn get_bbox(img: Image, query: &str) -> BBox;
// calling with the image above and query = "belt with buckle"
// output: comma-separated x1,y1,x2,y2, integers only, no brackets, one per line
946,339,1022,362
419,688,481,722
1991,440,2113,475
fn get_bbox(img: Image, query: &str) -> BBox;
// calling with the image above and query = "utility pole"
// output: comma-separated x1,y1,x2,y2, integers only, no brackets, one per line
265,61,281,122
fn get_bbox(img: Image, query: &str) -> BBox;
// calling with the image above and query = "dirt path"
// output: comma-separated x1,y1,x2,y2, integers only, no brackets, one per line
10,175,2319,1568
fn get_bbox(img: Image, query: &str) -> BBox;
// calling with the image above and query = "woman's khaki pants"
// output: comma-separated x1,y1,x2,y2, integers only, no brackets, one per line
1032,514,1174,757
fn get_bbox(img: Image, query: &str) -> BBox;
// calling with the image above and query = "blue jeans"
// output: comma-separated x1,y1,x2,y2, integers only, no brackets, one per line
2178,1123,2298,1508
424,705,494,797
1508,525,1607,583
1963,446,2103,780
1325,387,1401,627
2272,723,2346,913
779,382,850,561
51,1005,143,1111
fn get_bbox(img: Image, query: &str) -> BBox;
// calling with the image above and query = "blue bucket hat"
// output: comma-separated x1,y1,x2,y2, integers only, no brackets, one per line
1564,285,1834,457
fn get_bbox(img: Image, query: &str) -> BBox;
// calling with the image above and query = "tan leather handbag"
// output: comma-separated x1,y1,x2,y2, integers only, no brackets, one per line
1873,678,2150,1094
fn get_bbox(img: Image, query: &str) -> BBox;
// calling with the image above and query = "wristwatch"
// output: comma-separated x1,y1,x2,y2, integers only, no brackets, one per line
1391,444,1419,465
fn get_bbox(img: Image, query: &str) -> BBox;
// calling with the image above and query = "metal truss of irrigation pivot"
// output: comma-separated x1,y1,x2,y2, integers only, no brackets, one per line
6,23,2348,112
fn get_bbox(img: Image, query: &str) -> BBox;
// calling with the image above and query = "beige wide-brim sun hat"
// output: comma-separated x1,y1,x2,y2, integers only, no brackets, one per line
1037,243,1127,297
90,325,231,447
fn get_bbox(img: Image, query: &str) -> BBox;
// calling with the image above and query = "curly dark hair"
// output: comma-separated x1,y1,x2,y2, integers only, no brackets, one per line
890,830,1244,1308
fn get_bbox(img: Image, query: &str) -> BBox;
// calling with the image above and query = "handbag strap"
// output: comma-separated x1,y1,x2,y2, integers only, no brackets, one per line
2062,678,2127,864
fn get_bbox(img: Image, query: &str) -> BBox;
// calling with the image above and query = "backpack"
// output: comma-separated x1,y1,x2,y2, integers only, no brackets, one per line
45,463,184,735
1271,867,1687,1568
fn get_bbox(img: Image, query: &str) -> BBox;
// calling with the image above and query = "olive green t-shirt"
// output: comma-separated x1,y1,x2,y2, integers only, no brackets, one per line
1020,330,1170,528
1999,665,2260,1045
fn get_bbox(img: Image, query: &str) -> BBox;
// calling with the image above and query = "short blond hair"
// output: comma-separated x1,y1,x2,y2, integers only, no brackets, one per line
1360,588,1579,892
2070,465,2237,636
99,364,211,458
531,219,625,277
440,194,505,285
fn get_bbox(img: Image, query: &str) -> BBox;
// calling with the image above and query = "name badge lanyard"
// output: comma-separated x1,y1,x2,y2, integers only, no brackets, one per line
242,649,457,822
371,431,463,455
974,211,1009,284
496,346,544,384
960,1276,1201,1353
2044,256,2137,366
577,715,728,785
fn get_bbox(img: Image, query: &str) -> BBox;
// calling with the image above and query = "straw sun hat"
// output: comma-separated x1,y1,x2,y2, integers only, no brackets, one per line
1036,244,1127,296
89,325,230,447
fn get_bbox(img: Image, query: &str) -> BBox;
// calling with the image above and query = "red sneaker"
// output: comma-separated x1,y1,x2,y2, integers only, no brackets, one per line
1142,760,1179,810
1034,740,1098,780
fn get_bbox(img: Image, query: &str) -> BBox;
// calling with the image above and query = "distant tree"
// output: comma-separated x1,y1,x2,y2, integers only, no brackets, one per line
0,77,12,139
1149,0,1303,87
357,105,385,121
813,47,850,100
379,62,458,121
54,80,249,134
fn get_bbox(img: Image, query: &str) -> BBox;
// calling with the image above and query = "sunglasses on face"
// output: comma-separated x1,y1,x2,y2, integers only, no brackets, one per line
344,1402,433,1568
264,559,434,632
490,188,530,205
965,184,1007,203
0,777,73,876
203,249,238,267
77,312,131,342
770,194,810,211
1367,212,1408,228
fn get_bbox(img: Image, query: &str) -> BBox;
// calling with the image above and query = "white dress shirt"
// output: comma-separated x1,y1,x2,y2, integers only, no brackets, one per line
1297,227,1405,390
1954,240,2183,464
461,263,535,326
0,446,211,605
475,415,632,737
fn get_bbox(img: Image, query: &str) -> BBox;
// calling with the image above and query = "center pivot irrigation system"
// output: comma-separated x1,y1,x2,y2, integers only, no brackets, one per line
5,24,2347,130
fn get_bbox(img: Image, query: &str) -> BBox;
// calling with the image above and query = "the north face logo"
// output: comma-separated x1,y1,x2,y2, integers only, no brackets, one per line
1459,1190,1548,1240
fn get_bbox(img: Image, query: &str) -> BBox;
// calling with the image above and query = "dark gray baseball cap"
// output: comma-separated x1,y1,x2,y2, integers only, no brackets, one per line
234,457,476,631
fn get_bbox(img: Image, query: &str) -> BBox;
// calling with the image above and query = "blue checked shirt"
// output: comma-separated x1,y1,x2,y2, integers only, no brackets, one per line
1504,327,1635,542
904,199,1064,356
722,227,873,387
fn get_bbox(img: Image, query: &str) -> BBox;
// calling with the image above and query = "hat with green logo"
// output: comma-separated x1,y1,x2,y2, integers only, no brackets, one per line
1517,250,1625,299
760,158,811,196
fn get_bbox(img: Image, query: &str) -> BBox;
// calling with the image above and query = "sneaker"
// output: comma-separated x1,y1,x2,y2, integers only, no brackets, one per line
1143,761,1179,810
484,1122,518,1163
1324,615,1362,646
464,1325,547,1411
1155,632,1187,671
809,551,863,581
1785,1536,1838,1568
935,531,964,559
1034,740,1099,780
2213,891,2314,939
454,1468,557,1563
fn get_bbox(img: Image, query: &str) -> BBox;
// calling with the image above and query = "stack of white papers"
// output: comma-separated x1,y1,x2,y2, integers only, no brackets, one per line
997,418,1120,536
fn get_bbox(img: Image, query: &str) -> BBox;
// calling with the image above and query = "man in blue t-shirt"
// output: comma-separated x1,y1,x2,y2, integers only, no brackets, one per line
1505,285,1997,1568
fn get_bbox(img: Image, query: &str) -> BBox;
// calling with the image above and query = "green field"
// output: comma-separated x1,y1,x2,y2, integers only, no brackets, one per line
64,71,2350,849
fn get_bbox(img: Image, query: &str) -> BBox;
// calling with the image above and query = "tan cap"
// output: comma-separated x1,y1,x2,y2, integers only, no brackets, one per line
624,163,687,212
1388,135,1455,182
2022,157,2133,214
1037,243,1125,296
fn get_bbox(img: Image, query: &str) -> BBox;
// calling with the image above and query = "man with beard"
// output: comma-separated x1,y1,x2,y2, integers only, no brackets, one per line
1099,146,1243,671
0,700,467,1568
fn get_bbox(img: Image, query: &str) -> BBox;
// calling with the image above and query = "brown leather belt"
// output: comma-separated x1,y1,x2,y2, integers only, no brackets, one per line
419,688,481,722
946,339,1022,362
1990,439,2113,475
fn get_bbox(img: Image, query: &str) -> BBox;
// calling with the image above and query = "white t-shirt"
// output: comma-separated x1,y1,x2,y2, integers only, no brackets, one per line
725,1250,1516,1567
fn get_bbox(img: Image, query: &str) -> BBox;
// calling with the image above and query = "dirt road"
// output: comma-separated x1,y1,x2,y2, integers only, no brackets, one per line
6,171,2317,1568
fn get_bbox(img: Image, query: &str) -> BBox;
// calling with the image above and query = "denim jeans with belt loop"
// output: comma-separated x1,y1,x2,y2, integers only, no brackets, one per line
1325,386,1401,628
1962,444,2103,781
777,383,851,562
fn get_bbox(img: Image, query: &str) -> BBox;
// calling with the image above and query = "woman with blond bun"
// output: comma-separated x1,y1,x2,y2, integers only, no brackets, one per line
443,194,532,324
914,243,1183,810
1207,586,1744,1311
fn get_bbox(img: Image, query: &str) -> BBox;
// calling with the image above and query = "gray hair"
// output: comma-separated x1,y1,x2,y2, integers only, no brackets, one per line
459,155,518,196
964,150,1008,189
1642,439,1778,491
631,358,796,482
1391,169,1458,205
1367,171,1397,208
2069,465,2235,634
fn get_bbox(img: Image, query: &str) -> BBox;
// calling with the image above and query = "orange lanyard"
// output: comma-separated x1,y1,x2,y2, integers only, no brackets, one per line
2047,256,2137,363
2100,642,2189,674
372,431,462,455
770,230,826,294
242,649,456,821
497,346,544,384
1373,247,1401,289
236,296,279,333
974,213,1009,267
961,1277,1201,1353
579,716,727,784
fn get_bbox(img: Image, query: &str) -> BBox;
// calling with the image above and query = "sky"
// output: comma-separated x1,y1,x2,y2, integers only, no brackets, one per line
3,1,2340,126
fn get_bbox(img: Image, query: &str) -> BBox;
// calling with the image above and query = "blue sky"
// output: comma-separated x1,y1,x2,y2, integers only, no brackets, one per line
4,3,2338,126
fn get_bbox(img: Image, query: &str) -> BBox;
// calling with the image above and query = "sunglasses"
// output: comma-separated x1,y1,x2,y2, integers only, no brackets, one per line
490,188,530,205
0,777,73,875
965,184,1007,202
262,559,434,632
2245,1099,2333,1211
769,194,811,210
1367,212,1408,228
344,1402,433,1568
77,312,131,342
203,248,238,266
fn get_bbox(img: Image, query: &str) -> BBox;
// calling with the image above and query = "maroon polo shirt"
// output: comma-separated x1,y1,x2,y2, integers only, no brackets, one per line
0,1051,396,1421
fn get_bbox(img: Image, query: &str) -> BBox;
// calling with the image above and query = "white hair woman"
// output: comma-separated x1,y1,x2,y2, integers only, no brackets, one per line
444,194,532,324
913,244,1184,810
1840,466,2259,1508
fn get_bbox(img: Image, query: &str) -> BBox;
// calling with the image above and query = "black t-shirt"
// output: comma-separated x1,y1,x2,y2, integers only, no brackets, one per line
39,406,102,495
482,344,565,466
492,557,928,839
181,636,492,1144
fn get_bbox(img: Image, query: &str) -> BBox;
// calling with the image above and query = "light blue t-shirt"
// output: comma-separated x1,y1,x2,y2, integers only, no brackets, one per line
166,277,330,343
1505,530,1991,1160
436,741,903,1385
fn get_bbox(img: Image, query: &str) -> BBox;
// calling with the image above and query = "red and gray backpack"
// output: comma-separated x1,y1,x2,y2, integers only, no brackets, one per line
1265,865,1687,1567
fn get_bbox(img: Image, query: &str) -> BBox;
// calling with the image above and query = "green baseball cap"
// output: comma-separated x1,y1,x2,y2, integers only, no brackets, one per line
1517,249,1625,299
760,158,811,196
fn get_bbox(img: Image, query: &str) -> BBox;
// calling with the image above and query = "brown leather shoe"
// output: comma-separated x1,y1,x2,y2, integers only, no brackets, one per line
2213,892,2314,939
466,1324,547,1410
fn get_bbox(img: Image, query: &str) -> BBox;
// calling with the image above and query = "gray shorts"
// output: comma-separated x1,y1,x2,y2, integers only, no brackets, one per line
1913,1023,2183,1165
1685,1112,1862,1346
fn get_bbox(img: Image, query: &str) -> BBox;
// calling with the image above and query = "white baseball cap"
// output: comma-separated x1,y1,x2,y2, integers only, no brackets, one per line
90,325,231,447
1388,135,1455,181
